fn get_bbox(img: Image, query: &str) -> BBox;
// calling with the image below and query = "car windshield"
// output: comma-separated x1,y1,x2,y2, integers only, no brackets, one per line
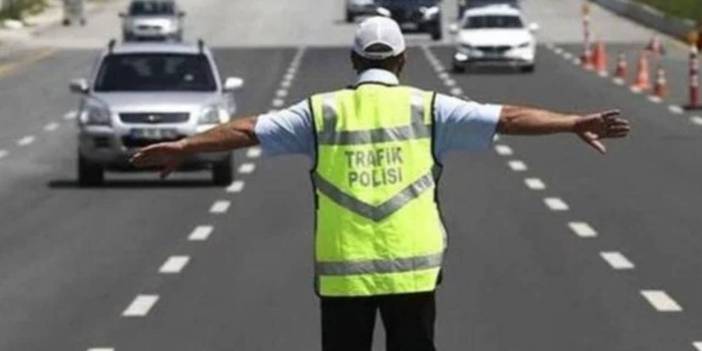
464,15,523,29
128,1,175,16
94,54,217,92
377,0,438,6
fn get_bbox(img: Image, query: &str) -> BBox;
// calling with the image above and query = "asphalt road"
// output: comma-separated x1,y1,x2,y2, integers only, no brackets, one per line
1,0,702,350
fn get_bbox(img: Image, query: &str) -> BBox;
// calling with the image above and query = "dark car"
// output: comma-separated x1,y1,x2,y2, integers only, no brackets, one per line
375,0,443,41
457,0,520,19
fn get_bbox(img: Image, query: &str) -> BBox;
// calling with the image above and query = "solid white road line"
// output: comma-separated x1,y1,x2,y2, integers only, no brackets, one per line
17,135,35,146
544,197,569,211
640,290,682,312
238,163,256,174
600,251,635,270
568,222,597,238
64,111,78,120
246,147,262,159
693,341,702,350
0,149,7,159
524,178,546,190
43,122,59,132
494,144,514,156
159,256,190,274
668,105,684,115
272,99,285,108
210,200,231,214
188,225,214,241
691,116,702,125
122,295,159,317
226,180,245,193
507,160,527,171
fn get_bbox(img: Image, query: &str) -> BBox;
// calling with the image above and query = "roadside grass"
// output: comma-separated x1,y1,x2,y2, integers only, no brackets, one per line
0,0,48,20
636,0,702,23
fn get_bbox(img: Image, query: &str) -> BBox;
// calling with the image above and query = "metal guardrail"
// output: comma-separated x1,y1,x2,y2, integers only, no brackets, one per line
591,0,696,41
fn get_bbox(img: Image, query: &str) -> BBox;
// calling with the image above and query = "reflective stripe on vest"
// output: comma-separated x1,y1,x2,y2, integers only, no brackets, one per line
311,85,446,297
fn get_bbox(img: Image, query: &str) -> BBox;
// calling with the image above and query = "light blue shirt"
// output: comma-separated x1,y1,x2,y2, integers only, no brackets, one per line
254,69,502,161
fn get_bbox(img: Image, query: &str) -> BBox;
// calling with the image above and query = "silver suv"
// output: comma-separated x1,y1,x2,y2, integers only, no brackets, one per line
120,0,185,42
69,40,244,186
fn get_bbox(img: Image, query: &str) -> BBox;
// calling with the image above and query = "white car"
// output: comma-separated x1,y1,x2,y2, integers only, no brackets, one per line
450,4,538,73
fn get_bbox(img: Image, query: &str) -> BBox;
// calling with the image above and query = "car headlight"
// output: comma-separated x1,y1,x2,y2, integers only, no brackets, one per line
516,41,531,49
199,105,222,125
420,6,440,19
82,103,111,126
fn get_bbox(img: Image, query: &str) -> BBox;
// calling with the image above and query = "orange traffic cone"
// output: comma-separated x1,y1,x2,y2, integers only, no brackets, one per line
613,53,627,83
594,41,608,76
632,51,651,92
653,65,668,98
582,44,595,70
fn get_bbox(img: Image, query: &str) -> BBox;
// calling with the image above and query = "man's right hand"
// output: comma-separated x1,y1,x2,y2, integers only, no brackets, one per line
130,140,188,179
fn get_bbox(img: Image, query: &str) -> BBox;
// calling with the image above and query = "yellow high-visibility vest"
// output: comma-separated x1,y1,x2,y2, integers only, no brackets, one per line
310,84,446,297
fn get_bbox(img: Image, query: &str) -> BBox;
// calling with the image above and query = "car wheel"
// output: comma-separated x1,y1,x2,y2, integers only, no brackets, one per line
78,154,104,187
212,154,233,186
430,23,443,41
520,65,535,73
452,62,466,73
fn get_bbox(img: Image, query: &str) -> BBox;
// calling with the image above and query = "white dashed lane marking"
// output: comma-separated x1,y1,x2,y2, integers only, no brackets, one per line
444,79,456,87
64,111,78,120
122,295,159,317
640,290,683,312
568,222,597,238
210,200,231,214
612,78,625,85
524,178,546,190
494,144,513,156
188,225,214,241
600,251,635,270
17,135,35,146
668,105,684,115
246,147,262,159
647,96,662,104
159,256,190,274
238,163,256,174
543,197,569,211
43,122,59,132
507,160,527,171
0,149,7,159
691,116,702,126
226,180,245,193
693,341,702,350
450,87,463,96
272,99,285,108
276,89,288,98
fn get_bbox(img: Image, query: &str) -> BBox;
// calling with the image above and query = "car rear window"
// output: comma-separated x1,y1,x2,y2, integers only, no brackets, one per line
94,54,217,92
129,1,175,16
464,15,523,29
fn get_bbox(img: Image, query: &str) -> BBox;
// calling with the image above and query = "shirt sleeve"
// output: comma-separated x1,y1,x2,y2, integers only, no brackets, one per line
433,93,502,161
254,100,315,159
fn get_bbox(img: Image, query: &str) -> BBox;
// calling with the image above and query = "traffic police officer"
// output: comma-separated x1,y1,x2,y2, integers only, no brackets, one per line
132,17,630,351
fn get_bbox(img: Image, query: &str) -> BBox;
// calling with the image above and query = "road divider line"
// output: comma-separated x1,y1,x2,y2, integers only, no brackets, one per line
640,290,682,312
507,160,527,172
43,122,59,132
668,105,684,115
494,144,514,156
226,180,245,193
544,197,569,211
246,147,262,159
210,200,231,214
524,178,546,190
568,222,597,238
17,135,35,146
238,163,256,174
188,225,214,241
122,295,159,317
159,256,190,274
600,251,635,270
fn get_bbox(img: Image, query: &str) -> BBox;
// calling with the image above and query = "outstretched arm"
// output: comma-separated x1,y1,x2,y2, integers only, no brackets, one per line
496,106,630,154
130,116,258,177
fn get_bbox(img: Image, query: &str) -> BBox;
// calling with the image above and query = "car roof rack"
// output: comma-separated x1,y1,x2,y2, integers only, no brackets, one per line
197,39,205,54
108,39,117,54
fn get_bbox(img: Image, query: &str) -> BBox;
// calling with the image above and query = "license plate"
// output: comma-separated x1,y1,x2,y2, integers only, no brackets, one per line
400,22,418,30
129,128,179,140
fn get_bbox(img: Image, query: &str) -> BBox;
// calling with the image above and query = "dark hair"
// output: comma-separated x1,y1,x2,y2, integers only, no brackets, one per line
351,50,405,74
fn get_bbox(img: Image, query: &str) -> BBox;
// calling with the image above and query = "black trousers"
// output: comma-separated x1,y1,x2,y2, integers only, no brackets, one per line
320,292,436,351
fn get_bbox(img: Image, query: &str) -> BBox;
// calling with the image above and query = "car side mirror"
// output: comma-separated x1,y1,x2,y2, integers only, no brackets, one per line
449,23,459,35
69,78,89,94
528,22,540,32
223,77,244,91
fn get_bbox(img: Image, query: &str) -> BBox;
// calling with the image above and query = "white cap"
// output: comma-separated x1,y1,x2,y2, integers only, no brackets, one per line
353,17,406,60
